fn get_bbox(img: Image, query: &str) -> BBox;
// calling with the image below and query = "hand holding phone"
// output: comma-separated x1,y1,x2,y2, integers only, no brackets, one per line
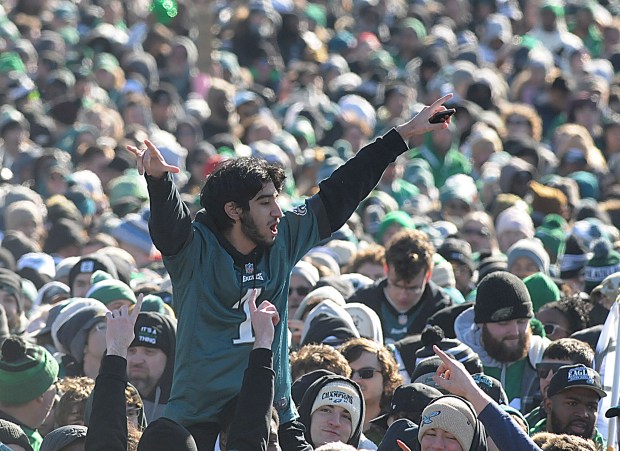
428,108,456,124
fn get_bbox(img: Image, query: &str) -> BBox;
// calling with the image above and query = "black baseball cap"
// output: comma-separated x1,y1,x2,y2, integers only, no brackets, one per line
472,373,509,405
546,364,606,399
370,383,442,429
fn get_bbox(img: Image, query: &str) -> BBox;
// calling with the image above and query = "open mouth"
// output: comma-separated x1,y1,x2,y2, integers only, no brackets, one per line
269,222,279,235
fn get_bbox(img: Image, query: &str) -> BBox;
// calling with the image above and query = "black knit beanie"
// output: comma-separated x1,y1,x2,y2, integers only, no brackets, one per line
474,271,533,323
137,418,197,451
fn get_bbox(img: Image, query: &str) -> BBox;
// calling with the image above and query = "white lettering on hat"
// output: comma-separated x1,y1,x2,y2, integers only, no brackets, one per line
321,390,354,406
138,326,157,345
567,367,594,384
80,261,95,272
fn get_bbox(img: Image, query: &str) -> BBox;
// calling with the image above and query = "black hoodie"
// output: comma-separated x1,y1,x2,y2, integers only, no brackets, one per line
297,374,365,448
128,312,177,422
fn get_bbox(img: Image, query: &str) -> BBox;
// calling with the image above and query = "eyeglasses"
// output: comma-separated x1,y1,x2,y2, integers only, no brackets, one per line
288,286,311,297
543,323,570,337
536,362,568,379
351,367,381,380
387,280,425,295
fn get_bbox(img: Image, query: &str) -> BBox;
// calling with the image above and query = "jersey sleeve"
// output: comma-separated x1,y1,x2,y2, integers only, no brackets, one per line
278,201,323,266
146,172,193,256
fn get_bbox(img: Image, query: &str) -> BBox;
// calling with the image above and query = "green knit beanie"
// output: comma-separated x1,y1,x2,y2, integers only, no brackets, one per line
86,276,136,306
523,272,561,313
376,210,415,243
585,239,620,292
0,337,59,404
535,214,567,263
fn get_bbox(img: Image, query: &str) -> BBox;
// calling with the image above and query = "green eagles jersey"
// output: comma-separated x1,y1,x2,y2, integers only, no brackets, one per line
163,202,321,427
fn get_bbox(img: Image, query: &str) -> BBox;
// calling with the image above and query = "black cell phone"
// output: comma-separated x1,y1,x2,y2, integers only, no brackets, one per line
428,108,456,124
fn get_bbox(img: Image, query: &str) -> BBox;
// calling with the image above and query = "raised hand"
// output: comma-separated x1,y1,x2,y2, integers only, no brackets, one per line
396,93,454,140
126,139,180,179
248,288,280,349
431,345,480,399
105,293,144,358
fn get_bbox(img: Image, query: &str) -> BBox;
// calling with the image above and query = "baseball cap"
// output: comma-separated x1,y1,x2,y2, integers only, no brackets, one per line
370,383,442,429
546,364,606,399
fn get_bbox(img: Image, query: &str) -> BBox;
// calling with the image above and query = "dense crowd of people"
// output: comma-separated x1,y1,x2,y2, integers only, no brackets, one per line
1,0,620,450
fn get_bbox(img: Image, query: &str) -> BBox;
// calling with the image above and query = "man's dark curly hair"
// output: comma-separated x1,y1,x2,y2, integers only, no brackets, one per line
200,157,286,231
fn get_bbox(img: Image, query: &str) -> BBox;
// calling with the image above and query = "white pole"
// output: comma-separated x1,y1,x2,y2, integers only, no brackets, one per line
607,298,620,450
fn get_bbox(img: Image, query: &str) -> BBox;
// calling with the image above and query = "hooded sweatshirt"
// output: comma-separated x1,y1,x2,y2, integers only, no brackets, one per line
300,300,360,347
454,307,548,413
297,374,365,448
129,312,177,423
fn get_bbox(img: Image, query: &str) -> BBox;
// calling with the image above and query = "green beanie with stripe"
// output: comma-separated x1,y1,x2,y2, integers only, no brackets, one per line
0,336,58,404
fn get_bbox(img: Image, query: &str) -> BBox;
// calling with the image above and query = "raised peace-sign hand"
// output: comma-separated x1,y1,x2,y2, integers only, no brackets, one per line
248,288,280,350
395,93,454,140
105,293,144,358
127,139,180,179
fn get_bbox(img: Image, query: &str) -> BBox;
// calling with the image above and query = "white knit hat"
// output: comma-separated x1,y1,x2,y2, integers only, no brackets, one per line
419,396,476,451
311,380,362,440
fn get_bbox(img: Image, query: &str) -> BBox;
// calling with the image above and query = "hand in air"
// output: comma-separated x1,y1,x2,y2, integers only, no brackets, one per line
396,93,454,139
248,288,280,349
127,139,180,178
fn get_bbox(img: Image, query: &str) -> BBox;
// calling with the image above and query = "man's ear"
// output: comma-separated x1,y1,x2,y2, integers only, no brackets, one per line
224,201,241,221
543,397,552,416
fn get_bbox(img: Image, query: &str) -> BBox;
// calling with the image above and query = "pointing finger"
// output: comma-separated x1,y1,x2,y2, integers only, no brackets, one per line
131,293,144,322
248,288,259,313
428,93,453,111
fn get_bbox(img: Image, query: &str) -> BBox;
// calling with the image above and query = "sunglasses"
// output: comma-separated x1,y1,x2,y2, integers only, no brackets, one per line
288,286,311,297
536,362,567,379
351,367,380,380
543,323,569,337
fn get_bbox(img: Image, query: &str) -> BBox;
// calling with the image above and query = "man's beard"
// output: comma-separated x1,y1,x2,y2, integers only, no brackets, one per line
128,372,156,398
240,211,274,248
548,410,595,440
482,324,530,363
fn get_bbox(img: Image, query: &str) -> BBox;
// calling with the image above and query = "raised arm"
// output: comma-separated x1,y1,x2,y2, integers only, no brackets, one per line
85,296,143,451
432,346,542,451
227,290,281,451
127,140,193,256
314,94,453,236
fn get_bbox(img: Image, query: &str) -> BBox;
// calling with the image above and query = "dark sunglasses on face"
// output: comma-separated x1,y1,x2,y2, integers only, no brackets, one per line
351,367,380,380
288,286,311,297
536,362,567,379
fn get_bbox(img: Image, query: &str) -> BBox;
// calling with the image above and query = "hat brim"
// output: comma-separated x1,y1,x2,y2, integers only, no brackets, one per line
606,406,620,418
556,384,607,399
369,413,390,430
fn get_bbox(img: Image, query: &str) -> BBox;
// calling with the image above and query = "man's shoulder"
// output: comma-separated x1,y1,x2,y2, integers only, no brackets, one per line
347,280,386,305
423,281,453,307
